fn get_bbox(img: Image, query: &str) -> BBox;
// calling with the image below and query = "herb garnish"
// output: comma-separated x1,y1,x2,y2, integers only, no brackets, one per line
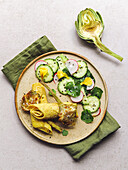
81,109,93,123
62,129,68,136
65,82,81,97
91,87,103,99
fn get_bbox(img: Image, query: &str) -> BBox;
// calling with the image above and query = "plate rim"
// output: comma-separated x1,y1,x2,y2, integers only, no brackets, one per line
15,50,108,145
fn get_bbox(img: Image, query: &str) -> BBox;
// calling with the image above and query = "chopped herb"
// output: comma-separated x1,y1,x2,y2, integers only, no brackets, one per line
62,129,68,136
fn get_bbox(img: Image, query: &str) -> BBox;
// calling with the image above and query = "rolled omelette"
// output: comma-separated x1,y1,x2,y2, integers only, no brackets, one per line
30,114,52,134
28,103,59,120
30,82,53,134
32,82,47,97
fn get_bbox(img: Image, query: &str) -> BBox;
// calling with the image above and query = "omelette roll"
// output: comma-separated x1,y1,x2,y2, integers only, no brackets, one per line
32,82,48,103
32,82,47,96
28,103,59,120
30,114,52,135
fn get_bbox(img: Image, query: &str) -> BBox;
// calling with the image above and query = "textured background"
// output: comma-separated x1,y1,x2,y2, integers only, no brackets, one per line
0,0,128,169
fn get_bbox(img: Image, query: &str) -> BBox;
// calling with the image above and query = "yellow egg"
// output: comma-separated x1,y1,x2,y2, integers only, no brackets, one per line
39,67,48,79
80,77,92,86
57,70,69,79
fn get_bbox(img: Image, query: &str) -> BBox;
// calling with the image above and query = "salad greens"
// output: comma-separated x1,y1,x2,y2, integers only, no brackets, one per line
81,110,93,123
75,8,123,62
35,53,104,124
62,67,71,77
86,70,95,83
65,82,81,97
91,87,103,99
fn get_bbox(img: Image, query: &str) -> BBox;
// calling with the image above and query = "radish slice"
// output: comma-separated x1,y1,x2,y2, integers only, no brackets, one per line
70,91,84,103
92,108,101,117
65,59,78,75
34,60,47,70
86,79,95,90
87,93,91,97
53,73,59,84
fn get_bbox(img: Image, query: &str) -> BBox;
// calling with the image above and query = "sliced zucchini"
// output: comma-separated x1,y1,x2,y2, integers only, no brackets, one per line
35,64,53,83
58,77,74,95
83,96,100,113
56,56,66,70
73,60,88,78
44,58,59,73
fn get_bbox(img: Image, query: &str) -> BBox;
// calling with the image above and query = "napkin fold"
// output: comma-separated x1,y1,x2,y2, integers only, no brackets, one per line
2,35,120,160
2,36,56,89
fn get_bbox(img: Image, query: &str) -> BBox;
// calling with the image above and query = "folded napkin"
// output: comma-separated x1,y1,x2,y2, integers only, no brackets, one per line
2,35,120,160
2,36,56,89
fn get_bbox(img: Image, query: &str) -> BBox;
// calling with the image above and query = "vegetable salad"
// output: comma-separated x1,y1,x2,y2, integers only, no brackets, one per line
35,54,103,123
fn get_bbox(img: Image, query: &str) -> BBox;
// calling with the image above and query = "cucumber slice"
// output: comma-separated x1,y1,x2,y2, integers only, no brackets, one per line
58,77,75,95
59,54,68,63
56,56,66,70
83,96,100,113
73,60,88,78
44,58,59,73
35,64,53,83
82,95,89,105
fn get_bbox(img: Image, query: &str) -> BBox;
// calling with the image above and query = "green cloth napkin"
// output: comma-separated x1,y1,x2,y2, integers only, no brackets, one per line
2,35,120,160
2,36,57,89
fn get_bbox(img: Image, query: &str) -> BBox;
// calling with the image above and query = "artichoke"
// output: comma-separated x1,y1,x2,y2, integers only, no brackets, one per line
75,8,123,62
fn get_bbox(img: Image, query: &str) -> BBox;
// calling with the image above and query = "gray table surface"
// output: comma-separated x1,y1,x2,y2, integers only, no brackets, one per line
0,0,128,170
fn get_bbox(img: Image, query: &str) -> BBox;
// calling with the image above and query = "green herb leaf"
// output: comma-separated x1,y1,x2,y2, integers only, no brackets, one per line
49,89,56,96
62,68,71,77
91,87,103,99
74,77,86,84
65,82,81,97
86,69,95,83
81,109,93,123
62,129,68,136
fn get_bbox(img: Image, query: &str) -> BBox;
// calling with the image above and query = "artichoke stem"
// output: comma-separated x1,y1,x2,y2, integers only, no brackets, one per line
94,36,123,62
40,81,62,104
